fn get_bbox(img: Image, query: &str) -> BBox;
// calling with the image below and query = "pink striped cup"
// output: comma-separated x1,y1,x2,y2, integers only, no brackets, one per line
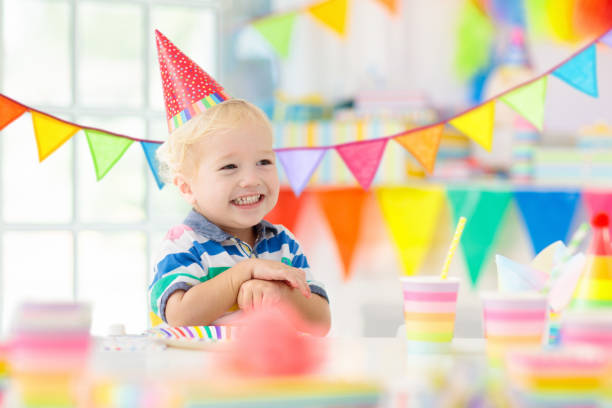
481,292,548,364
400,276,460,352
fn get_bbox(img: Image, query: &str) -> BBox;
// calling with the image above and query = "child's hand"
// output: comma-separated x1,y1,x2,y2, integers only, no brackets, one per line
237,279,288,311
246,259,311,298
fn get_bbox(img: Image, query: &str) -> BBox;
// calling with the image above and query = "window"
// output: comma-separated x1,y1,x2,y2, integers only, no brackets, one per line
0,0,220,334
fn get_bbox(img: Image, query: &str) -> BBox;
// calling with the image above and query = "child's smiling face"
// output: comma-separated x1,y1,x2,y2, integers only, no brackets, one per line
182,118,280,240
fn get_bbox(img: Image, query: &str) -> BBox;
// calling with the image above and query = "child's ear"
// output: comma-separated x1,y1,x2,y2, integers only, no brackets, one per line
174,174,196,205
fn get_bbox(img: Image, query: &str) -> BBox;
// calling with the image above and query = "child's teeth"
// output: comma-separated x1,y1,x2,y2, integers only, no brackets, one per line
234,195,260,205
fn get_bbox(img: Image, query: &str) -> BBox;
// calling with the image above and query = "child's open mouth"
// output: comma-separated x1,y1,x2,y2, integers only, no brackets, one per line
231,194,264,208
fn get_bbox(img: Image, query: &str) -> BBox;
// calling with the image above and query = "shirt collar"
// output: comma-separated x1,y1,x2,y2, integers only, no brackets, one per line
183,209,278,243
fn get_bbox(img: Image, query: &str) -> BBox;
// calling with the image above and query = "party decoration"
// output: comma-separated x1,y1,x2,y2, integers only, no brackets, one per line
548,252,586,312
572,213,612,309
277,148,328,196
394,124,443,174
440,217,467,279
84,129,133,181
573,0,612,39
0,94,26,131
500,77,548,131
495,254,547,293
376,187,445,276
308,0,349,37
265,187,309,233
447,189,512,286
373,0,398,14
600,29,612,47
546,0,581,42
513,190,580,254
141,141,165,189
336,139,388,190
582,190,612,235
155,30,230,132
317,188,368,279
454,0,494,79
552,44,598,97
30,111,80,162
449,101,495,151
254,12,298,59
1,20,612,195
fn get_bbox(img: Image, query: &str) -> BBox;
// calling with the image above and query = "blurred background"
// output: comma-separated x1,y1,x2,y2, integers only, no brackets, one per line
1,0,612,337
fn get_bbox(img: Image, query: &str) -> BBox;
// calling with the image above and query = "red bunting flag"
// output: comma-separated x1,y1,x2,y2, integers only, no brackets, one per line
0,95,27,131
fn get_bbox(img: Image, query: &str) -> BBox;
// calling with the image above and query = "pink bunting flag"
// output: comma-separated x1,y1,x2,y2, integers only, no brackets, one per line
335,138,388,190
583,190,612,235
276,148,327,196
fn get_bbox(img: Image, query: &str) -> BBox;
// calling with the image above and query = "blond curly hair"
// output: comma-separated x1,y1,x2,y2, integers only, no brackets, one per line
156,99,273,183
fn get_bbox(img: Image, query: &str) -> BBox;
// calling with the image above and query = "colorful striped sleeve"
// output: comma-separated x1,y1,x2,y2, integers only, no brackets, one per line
148,226,208,323
277,226,329,303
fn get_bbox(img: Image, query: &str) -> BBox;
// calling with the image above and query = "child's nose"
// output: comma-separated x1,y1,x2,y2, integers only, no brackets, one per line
238,171,261,187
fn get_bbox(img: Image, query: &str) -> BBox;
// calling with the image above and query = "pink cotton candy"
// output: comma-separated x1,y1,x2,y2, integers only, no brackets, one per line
222,304,326,377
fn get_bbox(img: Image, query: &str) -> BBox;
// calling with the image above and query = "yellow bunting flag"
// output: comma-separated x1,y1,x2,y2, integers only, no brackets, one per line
0,94,27,131
394,124,443,174
449,101,495,151
30,111,81,162
84,129,134,181
376,187,445,276
308,0,349,37
373,0,398,14
500,77,548,131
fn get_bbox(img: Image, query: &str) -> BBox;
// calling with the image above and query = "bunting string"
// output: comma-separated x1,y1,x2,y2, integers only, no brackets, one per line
1,26,611,193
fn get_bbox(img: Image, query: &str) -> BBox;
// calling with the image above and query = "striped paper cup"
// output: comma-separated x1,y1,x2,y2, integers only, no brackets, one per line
562,310,612,352
400,276,460,352
481,292,548,364
505,347,608,407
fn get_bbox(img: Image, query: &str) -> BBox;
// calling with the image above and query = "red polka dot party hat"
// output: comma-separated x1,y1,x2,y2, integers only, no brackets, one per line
155,30,230,133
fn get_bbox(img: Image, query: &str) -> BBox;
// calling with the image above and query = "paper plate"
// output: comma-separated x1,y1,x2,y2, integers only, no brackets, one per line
147,325,235,350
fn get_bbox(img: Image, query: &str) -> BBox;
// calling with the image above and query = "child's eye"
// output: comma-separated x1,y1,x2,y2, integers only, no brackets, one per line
258,159,273,166
220,164,237,170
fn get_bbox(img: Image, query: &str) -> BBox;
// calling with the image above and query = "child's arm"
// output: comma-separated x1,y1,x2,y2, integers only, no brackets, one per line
164,259,312,326
237,279,331,336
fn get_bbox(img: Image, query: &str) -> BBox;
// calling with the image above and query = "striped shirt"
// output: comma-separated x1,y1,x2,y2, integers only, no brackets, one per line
148,209,328,326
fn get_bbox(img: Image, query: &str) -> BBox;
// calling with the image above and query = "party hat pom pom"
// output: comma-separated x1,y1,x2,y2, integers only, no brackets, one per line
592,212,609,228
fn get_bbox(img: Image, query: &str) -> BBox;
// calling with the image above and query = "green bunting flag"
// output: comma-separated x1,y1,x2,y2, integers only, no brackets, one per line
500,76,548,131
85,129,133,181
253,12,298,59
447,188,512,287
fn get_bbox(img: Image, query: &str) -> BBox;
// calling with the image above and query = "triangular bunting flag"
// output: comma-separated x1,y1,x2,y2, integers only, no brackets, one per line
253,12,298,59
514,190,580,255
394,124,443,174
265,187,309,233
308,0,349,37
84,129,133,181
277,148,327,196
447,189,512,287
336,138,388,190
449,101,495,151
0,95,27,131
317,188,368,280
141,141,165,189
374,0,398,14
600,29,612,48
376,187,445,276
31,111,80,162
582,190,612,236
552,44,598,97
500,77,548,131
